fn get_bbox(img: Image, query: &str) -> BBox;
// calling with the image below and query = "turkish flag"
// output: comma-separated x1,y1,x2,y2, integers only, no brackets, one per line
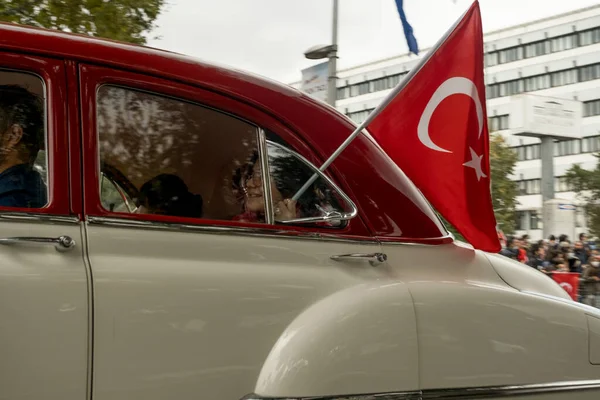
367,1,500,252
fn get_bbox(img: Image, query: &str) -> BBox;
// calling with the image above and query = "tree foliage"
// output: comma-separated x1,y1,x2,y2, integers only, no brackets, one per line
489,133,518,234
565,156,600,236
0,0,165,44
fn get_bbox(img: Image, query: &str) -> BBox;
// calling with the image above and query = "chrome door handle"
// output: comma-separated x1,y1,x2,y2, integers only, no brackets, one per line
0,235,76,252
331,252,387,265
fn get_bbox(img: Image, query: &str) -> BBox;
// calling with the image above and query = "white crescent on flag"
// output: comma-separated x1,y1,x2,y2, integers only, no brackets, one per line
416,77,484,154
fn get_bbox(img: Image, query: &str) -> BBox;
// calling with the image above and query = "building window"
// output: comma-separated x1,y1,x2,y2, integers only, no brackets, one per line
555,176,574,193
580,63,600,82
488,114,509,131
485,52,498,67
337,86,349,100
488,63,600,100
513,144,540,161
554,139,582,157
584,99,600,117
551,69,578,87
347,108,375,124
582,136,600,153
357,82,369,96
517,179,541,195
372,77,387,92
516,211,526,230
579,27,600,46
524,74,551,92
388,74,402,89
530,211,540,230
550,34,577,52
498,46,523,64
337,27,600,102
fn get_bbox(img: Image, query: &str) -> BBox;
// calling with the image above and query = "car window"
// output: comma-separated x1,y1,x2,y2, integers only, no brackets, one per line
266,141,352,228
0,71,48,209
101,174,135,213
96,85,263,221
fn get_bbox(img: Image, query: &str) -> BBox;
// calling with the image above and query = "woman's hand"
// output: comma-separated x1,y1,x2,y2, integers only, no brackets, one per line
275,198,297,220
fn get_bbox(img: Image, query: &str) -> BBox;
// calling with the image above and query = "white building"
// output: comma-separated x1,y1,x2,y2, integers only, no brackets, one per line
293,4,600,241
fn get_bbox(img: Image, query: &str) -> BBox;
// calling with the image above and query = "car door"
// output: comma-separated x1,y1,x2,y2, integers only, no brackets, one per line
80,64,419,400
0,55,89,400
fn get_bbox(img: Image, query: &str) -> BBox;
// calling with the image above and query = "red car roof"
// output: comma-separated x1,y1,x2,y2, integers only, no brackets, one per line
0,22,449,242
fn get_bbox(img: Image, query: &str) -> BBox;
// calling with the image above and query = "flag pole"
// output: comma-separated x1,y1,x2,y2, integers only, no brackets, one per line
292,4,471,201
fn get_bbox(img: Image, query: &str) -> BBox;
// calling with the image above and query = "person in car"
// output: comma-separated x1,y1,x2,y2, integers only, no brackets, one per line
232,152,297,223
0,85,46,208
135,173,203,218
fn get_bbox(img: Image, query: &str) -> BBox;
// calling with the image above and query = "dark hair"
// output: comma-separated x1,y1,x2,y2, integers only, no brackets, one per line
138,174,202,218
506,236,515,247
530,243,541,256
580,233,587,240
549,235,556,241
232,151,260,207
0,85,44,164
231,149,339,219
559,234,568,243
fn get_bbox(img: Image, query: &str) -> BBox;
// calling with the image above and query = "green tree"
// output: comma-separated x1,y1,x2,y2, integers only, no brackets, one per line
489,133,518,234
565,157,600,236
0,0,165,44
442,133,518,242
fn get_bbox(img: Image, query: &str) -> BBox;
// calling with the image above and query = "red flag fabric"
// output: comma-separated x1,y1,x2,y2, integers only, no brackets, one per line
551,273,580,301
367,1,500,252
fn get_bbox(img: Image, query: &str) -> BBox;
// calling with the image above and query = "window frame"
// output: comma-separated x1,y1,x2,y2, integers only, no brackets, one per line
264,139,357,226
0,52,70,216
79,64,367,236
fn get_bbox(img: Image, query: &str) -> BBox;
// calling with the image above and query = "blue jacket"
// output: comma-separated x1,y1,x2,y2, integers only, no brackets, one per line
0,164,47,208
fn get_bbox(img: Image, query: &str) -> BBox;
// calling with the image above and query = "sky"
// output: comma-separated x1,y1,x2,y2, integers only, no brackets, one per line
147,0,600,84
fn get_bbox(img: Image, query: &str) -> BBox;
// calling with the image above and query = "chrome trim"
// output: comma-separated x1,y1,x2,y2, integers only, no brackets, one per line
86,216,380,245
378,234,455,247
0,213,80,224
101,172,136,213
258,128,274,225
242,392,420,400
243,379,600,400
266,140,358,224
422,379,600,399
331,252,387,265
0,235,76,252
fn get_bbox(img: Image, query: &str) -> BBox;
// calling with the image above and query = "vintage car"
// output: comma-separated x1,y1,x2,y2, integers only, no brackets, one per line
1,22,600,400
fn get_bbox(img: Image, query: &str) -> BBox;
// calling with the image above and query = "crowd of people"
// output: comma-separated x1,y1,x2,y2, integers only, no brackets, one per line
499,233,600,306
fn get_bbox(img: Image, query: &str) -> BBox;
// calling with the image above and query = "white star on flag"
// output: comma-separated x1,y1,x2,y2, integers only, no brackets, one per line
463,147,486,181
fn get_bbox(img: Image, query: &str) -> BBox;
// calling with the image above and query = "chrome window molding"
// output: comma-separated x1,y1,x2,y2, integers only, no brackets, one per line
258,128,274,225
243,378,600,400
86,216,379,245
86,216,454,246
265,140,358,224
0,212,79,224
378,234,455,247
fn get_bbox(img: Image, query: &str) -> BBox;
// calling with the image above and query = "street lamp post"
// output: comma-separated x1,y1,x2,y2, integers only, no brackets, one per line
304,0,339,107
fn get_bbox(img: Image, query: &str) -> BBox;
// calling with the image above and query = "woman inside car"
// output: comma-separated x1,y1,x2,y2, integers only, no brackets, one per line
231,152,297,223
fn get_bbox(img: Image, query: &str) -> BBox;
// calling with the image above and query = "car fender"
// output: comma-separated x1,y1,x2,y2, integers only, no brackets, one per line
254,281,418,398
410,280,598,390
